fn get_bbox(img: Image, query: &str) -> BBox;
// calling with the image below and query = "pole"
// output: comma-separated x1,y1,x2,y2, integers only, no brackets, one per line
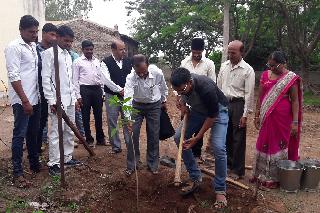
53,43,65,186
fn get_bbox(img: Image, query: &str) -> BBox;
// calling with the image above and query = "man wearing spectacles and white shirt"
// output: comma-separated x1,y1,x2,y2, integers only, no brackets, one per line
123,54,168,176
180,38,216,163
5,15,41,188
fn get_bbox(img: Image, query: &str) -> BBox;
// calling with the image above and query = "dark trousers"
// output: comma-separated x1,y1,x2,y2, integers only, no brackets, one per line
80,85,105,143
127,101,161,171
37,96,48,154
226,99,246,176
12,103,40,177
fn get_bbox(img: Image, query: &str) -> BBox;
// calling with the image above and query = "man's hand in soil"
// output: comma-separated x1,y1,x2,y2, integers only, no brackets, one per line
22,100,33,116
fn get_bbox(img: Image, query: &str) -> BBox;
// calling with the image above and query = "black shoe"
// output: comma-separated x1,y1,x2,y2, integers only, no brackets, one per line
49,165,61,176
65,158,82,166
31,166,41,174
109,149,122,154
96,138,107,146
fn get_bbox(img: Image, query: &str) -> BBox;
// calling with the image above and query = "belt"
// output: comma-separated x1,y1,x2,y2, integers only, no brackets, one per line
227,97,244,103
133,100,161,105
80,85,101,88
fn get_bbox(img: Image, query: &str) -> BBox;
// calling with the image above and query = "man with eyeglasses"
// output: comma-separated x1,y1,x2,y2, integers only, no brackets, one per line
217,40,255,180
124,54,168,176
171,68,229,208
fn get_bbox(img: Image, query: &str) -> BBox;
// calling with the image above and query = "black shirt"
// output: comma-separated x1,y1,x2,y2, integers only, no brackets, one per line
182,74,228,118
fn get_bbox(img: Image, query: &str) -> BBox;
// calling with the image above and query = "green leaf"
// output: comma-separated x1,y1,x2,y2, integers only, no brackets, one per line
111,128,118,138
123,97,132,103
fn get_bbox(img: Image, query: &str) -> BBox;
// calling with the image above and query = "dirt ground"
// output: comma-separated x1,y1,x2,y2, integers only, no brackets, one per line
0,90,319,213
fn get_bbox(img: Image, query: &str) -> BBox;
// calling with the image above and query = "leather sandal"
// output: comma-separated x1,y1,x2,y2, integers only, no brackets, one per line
13,176,31,188
124,169,134,177
214,194,227,209
180,180,200,196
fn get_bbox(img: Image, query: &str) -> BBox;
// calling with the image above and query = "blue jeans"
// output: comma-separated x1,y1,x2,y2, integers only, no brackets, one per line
75,110,85,137
12,103,40,177
174,104,228,192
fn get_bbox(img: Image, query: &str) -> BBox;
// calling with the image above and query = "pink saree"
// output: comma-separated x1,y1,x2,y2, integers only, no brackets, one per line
253,70,303,183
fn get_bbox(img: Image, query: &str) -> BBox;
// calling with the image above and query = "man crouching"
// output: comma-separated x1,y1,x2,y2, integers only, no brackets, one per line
171,68,229,209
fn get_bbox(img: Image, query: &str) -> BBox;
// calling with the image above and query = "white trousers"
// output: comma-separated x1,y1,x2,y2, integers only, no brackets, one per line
48,105,75,166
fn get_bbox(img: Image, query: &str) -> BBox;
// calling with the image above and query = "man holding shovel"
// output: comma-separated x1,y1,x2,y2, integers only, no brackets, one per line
171,68,229,209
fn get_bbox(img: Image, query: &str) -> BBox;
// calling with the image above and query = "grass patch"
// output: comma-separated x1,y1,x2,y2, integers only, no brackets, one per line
5,199,29,212
67,202,79,211
304,92,320,106
40,175,61,201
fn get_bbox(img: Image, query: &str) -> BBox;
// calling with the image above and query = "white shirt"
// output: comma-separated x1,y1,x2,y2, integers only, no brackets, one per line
181,55,216,82
217,59,255,117
5,37,39,106
100,62,122,93
124,64,168,109
73,55,102,99
112,54,123,69
41,46,76,107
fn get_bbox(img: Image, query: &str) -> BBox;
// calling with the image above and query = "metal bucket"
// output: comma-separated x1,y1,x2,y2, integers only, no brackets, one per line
277,160,303,193
300,159,320,192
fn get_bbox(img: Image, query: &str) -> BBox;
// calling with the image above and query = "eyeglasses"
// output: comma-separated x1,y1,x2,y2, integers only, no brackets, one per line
266,63,280,69
175,84,188,93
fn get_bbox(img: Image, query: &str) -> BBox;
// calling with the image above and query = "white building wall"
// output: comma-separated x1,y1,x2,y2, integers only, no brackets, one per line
0,0,45,93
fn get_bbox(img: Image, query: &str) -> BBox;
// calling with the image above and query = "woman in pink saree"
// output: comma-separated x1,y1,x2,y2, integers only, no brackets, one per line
251,51,303,189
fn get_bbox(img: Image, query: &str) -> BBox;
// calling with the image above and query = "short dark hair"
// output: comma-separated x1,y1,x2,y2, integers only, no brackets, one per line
133,54,149,66
191,38,205,51
111,41,117,49
170,67,192,87
42,23,57,33
19,15,39,30
82,40,94,49
270,51,287,64
57,25,74,38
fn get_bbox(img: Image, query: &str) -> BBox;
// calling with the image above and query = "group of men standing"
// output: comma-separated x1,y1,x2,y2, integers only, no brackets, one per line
5,15,168,186
5,14,256,209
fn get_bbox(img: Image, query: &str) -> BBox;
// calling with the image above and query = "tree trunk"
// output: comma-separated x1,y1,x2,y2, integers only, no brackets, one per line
221,0,230,63
301,61,311,92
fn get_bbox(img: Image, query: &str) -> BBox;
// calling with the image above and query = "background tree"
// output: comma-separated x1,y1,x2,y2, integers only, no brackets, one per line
275,0,320,91
45,0,93,21
221,0,230,63
127,0,319,89
127,0,223,69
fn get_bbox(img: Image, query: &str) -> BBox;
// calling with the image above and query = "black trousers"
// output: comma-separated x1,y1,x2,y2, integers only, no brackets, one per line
80,85,105,143
37,95,48,154
226,99,246,176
